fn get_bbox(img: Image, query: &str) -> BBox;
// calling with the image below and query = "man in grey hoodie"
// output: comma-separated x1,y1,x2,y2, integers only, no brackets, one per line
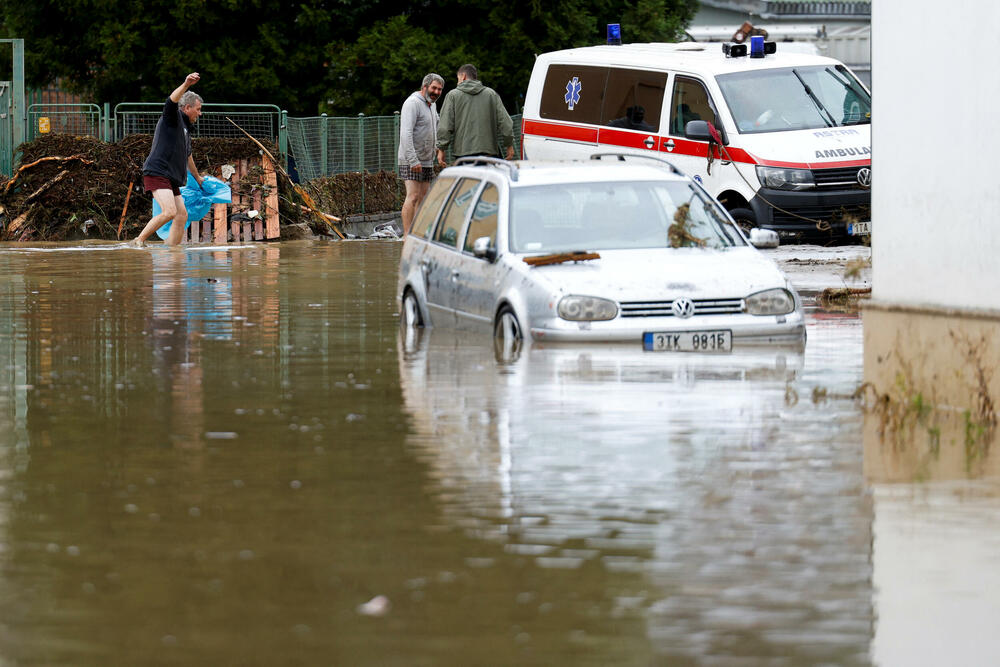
398,73,444,234
436,64,514,167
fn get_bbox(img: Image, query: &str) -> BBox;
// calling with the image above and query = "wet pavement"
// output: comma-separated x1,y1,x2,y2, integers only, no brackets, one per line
0,240,994,665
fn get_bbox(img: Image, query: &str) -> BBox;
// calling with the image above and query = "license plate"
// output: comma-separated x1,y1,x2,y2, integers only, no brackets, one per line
847,221,871,235
643,330,732,353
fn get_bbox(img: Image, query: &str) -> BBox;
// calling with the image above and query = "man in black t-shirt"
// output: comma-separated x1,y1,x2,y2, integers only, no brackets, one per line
129,72,205,247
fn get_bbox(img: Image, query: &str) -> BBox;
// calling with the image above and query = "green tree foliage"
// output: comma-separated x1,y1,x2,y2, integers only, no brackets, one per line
0,0,696,115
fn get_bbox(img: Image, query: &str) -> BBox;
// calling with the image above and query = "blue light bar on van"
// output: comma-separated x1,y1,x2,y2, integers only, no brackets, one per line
607,23,622,45
748,36,777,58
723,43,747,58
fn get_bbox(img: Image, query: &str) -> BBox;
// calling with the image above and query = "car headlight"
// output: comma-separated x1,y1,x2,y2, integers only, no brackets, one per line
756,166,814,191
745,288,795,315
557,295,618,321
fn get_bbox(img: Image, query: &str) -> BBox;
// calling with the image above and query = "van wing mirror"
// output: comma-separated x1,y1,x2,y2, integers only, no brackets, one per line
685,120,727,145
472,236,497,261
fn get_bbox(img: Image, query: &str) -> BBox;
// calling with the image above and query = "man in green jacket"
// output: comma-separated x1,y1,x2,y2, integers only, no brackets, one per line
436,64,514,166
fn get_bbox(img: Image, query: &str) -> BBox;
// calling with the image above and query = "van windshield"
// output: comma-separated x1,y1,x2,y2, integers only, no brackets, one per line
717,65,871,134
509,180,745,254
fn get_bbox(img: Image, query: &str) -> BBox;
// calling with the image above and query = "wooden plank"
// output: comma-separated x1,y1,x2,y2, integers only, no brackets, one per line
262,154,280,239
213,203,227,244
188,217,199,244
202,212,213,243
252,184,263,240
243,221,252,242
232,159,248,242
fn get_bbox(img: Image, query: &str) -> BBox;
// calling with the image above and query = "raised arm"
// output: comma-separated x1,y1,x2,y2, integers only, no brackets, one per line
170,73,200,103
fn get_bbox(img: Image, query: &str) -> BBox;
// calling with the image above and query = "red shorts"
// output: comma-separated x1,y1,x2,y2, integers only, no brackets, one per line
143,175,180,196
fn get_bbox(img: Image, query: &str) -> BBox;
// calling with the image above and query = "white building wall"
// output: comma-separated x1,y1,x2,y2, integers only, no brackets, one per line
872,2,1000,311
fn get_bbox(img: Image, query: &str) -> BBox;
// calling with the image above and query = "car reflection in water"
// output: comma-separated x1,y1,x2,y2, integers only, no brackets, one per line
397,325,875,659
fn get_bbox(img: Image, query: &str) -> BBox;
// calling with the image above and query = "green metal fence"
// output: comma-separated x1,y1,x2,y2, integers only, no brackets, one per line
27,103,102,142
113,103,285,154
287,113,523,181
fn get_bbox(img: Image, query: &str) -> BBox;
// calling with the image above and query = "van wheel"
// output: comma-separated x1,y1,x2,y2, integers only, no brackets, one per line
402,290,423,328
729,207,757,235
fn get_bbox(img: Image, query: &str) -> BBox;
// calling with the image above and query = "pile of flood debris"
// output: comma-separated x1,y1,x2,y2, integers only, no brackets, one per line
306,171,404,222
0,134,404,242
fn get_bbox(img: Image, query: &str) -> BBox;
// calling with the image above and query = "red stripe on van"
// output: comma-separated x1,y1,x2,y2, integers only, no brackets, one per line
597,128,659,151
524,119,870,170
522,119,598,143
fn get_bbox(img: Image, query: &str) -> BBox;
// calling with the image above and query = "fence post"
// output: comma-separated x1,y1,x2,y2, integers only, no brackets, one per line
393,111,400,172
279,109,288,171
358,113,365,214
103,102,110,142
319,112,328,177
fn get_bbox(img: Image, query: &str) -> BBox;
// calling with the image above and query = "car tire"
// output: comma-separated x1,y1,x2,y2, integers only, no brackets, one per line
493,305,523,362
402,289,423,328
729,207,757,235
494,305,523,342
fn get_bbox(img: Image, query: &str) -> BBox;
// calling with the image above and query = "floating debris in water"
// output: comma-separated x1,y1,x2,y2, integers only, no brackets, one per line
357,595,391,617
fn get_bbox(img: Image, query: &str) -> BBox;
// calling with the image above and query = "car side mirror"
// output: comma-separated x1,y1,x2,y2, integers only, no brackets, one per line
472,236,497,261
749,228,779,249
685,120,727,145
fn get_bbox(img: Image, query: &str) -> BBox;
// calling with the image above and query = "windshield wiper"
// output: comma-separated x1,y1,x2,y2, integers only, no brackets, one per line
792,69,836,128
827,66,871,125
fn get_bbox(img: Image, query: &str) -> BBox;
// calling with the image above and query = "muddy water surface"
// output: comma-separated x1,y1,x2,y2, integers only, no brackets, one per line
0,240,980,665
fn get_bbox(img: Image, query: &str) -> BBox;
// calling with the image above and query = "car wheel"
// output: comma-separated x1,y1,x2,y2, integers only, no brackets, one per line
729,207,757,235
402,290,423,328
494,305,522,342
493,305,523,362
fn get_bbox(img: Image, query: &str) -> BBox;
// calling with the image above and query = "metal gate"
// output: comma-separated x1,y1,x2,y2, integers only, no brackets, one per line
0,81,12,176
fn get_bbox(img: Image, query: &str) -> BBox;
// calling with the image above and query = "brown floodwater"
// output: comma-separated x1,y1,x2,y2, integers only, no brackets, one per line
0,240,989,665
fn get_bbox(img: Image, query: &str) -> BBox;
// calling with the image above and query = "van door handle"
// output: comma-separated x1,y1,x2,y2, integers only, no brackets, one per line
662,138,675,151
451,270,460,282
643,136,655,149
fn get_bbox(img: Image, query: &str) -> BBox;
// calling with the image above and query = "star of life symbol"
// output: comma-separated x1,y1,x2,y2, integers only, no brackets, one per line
565,77,582,110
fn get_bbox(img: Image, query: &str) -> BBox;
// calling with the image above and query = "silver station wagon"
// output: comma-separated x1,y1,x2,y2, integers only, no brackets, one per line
398,157,805,352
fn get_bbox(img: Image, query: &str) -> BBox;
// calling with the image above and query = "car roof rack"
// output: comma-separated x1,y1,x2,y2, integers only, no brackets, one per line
452,156,519,181
589,152,686,177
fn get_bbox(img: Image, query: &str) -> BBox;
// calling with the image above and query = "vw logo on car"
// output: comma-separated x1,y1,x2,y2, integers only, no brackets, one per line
671,298,695,319
857,167,872,188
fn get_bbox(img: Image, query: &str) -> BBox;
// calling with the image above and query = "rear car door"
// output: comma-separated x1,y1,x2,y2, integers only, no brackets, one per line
425,177,481,321
451,181,501,323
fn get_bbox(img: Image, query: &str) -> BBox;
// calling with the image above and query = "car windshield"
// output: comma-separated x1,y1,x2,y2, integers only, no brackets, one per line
717,65,871,134
508,180,745,253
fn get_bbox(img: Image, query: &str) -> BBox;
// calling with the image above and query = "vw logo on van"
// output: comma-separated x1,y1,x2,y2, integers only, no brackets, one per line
857,167,872,188
672,298,695,319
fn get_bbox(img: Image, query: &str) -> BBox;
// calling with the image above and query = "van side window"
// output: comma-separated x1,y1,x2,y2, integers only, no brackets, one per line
411,177,455,239
435,178,480,248
602,68,667,132
669,77,716,138
539,65,607,125
463,183,499,254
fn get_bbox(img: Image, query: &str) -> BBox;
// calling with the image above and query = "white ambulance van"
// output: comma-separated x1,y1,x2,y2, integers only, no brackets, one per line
521,40,871,241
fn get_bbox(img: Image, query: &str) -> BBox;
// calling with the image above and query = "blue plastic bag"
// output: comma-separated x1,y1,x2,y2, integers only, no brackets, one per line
154,173,232,239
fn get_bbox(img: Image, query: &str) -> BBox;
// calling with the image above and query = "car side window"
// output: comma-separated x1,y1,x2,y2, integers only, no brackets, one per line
411,177,455,239
669,77,716,138
539,64,608,125
602,68,668,132
462,183,499,254
434,178,480,248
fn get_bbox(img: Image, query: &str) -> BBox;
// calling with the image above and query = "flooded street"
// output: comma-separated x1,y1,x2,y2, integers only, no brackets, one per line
0,241,995,665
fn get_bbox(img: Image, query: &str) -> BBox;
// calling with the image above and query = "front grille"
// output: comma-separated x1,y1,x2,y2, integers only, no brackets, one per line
811,166,867,190
620,298,743,318
771,203,871,227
